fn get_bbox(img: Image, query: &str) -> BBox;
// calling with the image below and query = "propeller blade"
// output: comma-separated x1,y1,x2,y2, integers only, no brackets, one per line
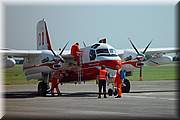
83,41,87,47
59,40,70,55
150,60,159,65
50,49,57,57
142,40,152,54
128,38,140,55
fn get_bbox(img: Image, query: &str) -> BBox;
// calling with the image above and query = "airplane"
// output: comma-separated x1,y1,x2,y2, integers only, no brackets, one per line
1,19,179,96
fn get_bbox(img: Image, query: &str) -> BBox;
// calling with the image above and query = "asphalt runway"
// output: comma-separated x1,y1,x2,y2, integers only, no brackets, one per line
2,80,179,120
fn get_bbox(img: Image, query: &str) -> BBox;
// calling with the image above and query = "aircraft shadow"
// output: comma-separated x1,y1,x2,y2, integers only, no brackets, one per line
3,91,98,99
3,91,38,99
4,89,179,99
60,92,98,97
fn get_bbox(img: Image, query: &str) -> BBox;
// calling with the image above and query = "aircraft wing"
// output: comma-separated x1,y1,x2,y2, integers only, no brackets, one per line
0,49,42,57
117,47,179,56
139,47,179,55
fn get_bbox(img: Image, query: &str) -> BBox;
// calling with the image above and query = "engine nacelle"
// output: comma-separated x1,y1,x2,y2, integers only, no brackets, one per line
145,55,173,66
2,57,16,68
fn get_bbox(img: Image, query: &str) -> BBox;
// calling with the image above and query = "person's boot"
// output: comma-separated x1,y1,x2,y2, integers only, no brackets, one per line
115,96,121,98
104,95,107,98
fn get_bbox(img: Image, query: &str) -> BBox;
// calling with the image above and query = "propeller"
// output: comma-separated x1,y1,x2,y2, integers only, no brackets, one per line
83,41,87,47
143,40,152,54
149,60,159,65
128,38,152,80
50,49,64,63
128,38,152,61
59,40,70,55
49,40,70,63
128,38,140,55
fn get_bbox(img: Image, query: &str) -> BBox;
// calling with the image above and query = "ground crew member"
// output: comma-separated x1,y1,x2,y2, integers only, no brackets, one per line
121,67,127,87
71,42,80,64
50,70,61,96
114,65,123,98
98,65,108,98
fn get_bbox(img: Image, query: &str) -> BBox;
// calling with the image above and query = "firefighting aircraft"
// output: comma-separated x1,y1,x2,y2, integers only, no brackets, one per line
1,19,178,96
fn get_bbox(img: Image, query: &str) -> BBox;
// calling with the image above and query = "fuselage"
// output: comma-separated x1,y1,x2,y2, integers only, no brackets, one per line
62,43,122,82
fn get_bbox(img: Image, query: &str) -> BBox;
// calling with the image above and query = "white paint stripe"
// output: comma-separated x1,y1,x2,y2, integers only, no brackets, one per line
125,95,177,101
70,110,129,115
126,95,156,99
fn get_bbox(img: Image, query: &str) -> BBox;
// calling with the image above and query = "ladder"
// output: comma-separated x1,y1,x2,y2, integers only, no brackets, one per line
77,52,83,84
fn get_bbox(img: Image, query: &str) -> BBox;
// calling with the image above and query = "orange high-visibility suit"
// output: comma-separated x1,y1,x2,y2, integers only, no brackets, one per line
114,69,122,97
71,43,80,64
50,71,60,95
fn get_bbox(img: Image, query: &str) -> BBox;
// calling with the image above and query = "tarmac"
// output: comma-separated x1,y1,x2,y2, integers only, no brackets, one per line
2,80,180,120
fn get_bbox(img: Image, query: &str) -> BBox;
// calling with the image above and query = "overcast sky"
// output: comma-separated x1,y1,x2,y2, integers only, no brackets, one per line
3,2,176,50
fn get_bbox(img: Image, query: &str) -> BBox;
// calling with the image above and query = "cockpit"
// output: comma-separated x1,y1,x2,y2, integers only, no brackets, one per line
89,43,118,60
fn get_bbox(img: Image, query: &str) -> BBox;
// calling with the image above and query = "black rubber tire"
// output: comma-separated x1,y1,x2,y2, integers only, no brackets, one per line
122,79,130,93
38,82,48,96
108,88,113,96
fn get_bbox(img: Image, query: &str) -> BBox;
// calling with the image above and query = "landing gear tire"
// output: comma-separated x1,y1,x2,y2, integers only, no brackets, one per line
122,79,130,93
108,88,118,96
38,82,48,96
108,88,113,96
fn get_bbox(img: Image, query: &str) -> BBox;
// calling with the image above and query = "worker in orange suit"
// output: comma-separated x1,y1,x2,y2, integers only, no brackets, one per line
97,65,108,98
71,42,80,64
50,70,61,96
114,64,123,98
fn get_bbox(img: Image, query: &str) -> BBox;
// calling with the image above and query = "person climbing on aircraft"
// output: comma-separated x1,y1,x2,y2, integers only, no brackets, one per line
114,64,123,98
50,70,62,96
71,42,80,65
97,65,108,98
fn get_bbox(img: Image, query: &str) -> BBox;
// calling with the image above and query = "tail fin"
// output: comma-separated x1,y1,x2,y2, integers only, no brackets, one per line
36,19,52,50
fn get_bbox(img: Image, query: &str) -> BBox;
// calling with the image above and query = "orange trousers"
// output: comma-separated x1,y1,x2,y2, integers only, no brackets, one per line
115,77,122,97
51,78,60,94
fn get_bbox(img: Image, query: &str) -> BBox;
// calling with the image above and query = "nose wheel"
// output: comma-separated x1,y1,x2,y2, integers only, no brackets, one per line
108,88,118,96
107,79,130,96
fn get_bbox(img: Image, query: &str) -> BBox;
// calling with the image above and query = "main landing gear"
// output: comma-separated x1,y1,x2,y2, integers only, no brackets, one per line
37,73,50,96
38,81,49,96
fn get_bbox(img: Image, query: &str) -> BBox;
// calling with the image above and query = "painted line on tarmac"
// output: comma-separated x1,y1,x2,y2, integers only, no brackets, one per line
69,110,129,115
125,95,177,101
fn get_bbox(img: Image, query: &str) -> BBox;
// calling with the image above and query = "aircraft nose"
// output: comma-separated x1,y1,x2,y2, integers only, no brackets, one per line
114,60,122,69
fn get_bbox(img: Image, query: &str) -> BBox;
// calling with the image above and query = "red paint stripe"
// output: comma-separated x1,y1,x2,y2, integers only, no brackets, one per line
44,22,52,50
42,32,44,45
23,62,57,70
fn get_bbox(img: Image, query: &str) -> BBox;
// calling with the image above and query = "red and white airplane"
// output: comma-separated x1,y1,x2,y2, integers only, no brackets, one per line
1,19,178,96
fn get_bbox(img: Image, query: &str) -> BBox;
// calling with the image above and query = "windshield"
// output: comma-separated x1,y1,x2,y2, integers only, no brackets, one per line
96,49,118,57
109,49,116,54
96,49,109,54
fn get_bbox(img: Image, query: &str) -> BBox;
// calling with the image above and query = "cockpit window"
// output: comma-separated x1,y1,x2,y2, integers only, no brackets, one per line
109,49,116,54
96,48,118,57
91,44,100,49
96,49,109,54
